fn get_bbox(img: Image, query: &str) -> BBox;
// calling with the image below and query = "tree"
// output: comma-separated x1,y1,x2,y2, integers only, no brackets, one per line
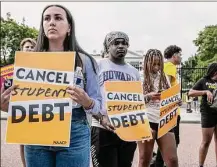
183,25,217,68
0,13,38,66
193,25,217,67
181,25,217,92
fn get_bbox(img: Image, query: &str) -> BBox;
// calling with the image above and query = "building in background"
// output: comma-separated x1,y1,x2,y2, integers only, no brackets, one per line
91,50,143,71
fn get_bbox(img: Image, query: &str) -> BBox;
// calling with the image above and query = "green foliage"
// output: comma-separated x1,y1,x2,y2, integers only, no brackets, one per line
181,25,217,92
0,13,38,66
183,25,217,68
194,25,217,66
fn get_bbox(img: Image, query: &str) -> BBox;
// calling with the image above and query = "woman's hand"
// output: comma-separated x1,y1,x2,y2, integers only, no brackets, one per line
1,84,18,112
66,86,93,109
146,92,161,101
205,90,213,104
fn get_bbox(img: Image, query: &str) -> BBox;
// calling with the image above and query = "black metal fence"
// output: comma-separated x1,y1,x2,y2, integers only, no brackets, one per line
177,67,207,96
130,63,207,98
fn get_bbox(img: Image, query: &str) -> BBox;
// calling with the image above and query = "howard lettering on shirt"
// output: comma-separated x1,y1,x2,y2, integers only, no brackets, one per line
100,70,136,84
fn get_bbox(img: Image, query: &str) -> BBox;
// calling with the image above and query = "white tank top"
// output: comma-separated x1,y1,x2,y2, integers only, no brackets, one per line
145,73,171,123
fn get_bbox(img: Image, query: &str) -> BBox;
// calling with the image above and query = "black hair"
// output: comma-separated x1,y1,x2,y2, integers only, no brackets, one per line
204,63,217,79
164,45,182,59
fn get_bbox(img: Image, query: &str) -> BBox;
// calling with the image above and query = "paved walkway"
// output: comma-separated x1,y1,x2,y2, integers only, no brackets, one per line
1,121,214,167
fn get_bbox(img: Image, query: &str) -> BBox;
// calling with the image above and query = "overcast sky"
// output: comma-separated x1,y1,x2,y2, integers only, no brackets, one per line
2,2,217,61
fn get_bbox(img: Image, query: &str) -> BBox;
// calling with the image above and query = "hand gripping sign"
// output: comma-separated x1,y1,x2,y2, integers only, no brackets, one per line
158,84,181,139
6,52,75,147
0,64,14,89
104,81,152,141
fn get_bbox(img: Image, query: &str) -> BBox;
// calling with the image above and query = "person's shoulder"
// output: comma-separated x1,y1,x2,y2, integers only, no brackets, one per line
125,62,136,69
164,61,176,69
78,52,98,71
98,58,108,64
97,58,110,68
194,78,207,87
197,77,206,83
78,51,90,61
126,63,139,73
164,62,176,76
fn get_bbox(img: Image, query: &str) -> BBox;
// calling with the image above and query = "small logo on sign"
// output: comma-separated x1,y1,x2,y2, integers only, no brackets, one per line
53,141,67,145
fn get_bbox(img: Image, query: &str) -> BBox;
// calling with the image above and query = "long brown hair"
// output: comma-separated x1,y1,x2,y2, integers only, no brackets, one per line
34,4,97,73
143,49,170,94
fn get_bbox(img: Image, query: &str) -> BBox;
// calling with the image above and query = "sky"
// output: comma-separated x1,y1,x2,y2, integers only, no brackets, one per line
2,2,217,61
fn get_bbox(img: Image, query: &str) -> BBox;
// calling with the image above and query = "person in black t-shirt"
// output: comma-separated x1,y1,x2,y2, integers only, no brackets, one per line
188,63,217,167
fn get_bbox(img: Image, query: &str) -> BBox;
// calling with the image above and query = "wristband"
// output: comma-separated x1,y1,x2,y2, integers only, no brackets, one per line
84,99,94,110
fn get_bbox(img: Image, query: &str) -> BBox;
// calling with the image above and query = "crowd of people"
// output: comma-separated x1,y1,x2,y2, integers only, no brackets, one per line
1,4,217,167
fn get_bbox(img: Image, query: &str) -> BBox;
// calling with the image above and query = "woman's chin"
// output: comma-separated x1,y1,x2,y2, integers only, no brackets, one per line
47,34,59,40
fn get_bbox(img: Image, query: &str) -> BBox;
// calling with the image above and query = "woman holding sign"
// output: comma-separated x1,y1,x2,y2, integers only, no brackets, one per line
1,4,102,167
188,63,217,167
138,49,179,167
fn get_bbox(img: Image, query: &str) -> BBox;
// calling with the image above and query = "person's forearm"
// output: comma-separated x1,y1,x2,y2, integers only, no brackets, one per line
188,89,207,97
